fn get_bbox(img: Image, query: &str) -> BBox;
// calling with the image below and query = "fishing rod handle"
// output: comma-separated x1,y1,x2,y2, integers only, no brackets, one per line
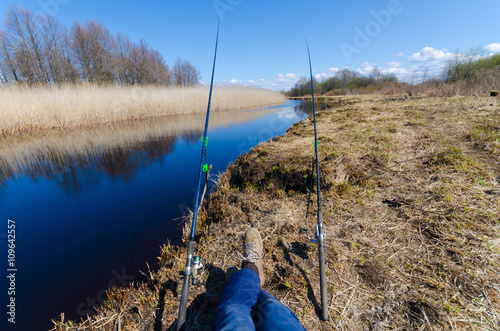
318,232,328,321
177,240,195,330
317,211,328,321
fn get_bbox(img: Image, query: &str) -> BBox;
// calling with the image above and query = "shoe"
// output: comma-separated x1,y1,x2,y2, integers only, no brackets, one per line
237,227,265,286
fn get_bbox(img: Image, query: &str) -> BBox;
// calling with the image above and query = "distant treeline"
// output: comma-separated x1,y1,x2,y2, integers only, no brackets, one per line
0,6,199,86
287,67,398,97
287,48,500,97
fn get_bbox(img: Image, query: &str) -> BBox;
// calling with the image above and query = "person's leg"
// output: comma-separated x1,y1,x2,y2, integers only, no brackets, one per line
252,291,306,331
213,226,266,330
212,268,261,331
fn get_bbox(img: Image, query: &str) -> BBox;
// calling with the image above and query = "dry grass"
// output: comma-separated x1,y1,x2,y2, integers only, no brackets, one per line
0,85,285,136
51,95,500,330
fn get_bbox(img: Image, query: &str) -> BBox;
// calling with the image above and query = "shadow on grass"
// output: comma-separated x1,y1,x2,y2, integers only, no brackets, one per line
167,264,225,331
277,239,321,318
154,279,178,331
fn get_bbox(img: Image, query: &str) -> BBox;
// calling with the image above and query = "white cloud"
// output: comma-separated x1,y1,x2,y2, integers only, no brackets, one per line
314,73,328,80
408,47,453,63
355,62,376,75
403,47,456,79
233,73,301,91
387,62,401,68
308,68,344,82
484,43,500,54
275,73,300,84
350,62,411,81
383,67,411,76
396,52,404,57
230,79,239,84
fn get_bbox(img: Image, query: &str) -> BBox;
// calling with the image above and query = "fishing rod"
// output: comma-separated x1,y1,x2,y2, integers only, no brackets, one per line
176,21,219,330
299,38,328,321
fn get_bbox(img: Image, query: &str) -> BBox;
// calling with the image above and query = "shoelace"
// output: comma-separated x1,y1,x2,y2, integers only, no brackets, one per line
235,242,264,263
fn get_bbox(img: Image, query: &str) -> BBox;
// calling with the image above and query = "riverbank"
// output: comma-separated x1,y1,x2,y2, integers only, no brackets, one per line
52,95,500,330
0,85,285,136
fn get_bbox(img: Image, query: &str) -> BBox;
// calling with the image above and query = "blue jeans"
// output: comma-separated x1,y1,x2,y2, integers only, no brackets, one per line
213,268,306,331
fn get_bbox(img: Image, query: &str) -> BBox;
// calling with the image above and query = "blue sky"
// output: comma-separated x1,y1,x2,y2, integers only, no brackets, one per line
1,0,499,91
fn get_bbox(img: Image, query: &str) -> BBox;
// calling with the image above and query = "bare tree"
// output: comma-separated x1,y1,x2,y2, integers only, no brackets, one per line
115,35,171,85
40,14,77,83
421,67,429,84
370,66,382,82
70,21,91,81
150,49,171,85
135,38,152,84
0,32,7,84
173,58,199,86
115,32,134,84
86,20,116,83
444,47,484,82
70,20,116,83
5,6,50,83
60,27,78,83
336,69,357,87
0,29,19,83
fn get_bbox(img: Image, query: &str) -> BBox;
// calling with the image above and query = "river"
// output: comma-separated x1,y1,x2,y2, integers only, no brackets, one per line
0,100,314,330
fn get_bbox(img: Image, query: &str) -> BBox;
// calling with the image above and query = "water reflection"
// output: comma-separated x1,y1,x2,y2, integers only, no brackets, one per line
42,135,179,193
0,108,280,191
180,131,203,145
296,101,335,113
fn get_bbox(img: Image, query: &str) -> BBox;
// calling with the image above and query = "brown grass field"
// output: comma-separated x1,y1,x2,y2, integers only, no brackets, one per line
52,95,499,330
0,85,285,136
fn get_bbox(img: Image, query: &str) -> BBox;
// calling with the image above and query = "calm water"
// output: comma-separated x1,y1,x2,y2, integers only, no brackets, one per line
0,100,312,330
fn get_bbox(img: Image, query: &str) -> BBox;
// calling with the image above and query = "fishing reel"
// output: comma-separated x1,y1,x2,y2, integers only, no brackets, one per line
299,225,326,243
191,255,204,285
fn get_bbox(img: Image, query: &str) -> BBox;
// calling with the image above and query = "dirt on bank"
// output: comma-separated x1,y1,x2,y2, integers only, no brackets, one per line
53,95,500,330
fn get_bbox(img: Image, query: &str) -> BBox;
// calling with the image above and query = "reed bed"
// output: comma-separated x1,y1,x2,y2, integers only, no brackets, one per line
0,85,285,135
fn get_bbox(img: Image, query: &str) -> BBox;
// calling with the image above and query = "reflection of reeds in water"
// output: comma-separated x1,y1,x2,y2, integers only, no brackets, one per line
0,85,285,135
0,107,278,190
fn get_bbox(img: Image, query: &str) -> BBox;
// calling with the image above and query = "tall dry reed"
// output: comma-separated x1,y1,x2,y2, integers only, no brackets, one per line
0,85,285,135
